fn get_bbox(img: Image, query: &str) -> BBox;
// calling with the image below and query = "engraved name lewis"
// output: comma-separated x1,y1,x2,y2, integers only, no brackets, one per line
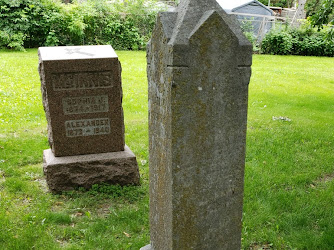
63,95,109,115
65,118,110,137
52,71,113,91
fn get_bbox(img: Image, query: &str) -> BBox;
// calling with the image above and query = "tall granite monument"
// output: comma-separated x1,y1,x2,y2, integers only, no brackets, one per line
142,0,252,249
39,45,140,192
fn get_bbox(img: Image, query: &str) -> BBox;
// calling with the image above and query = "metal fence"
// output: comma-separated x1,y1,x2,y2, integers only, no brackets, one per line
232,12,303,42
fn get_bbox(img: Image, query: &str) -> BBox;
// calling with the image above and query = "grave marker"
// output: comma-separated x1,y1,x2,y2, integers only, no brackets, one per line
39,45,124,156
142,0,252,249
39,45,140,192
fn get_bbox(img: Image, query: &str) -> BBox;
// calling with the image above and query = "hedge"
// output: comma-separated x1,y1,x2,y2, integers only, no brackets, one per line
0,0,163,50
261,26,334,57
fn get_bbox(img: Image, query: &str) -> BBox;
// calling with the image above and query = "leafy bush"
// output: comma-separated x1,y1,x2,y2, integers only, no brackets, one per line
241,18,260,52
261,26,334,57
289,28,334,56
0,0,60,50
0,0,162,50
0,30,25,51
244,31,260,52
261,30,293,55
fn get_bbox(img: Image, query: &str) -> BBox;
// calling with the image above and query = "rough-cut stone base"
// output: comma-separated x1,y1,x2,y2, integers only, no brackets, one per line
43,145,140,193
140,244,153,250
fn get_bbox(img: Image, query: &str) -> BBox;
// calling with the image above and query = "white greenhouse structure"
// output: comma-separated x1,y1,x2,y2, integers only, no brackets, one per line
217,0,275,40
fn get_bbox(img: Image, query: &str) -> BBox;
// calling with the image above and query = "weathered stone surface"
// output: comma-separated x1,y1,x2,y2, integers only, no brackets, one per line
43,145,140,193
38,45,125,157
145,0,252,249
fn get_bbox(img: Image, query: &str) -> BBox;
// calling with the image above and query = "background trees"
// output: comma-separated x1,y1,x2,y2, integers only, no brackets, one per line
309,0,334,39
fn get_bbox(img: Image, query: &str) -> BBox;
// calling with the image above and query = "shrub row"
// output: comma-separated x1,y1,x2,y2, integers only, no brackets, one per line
261,27,334,57
0,0,162,51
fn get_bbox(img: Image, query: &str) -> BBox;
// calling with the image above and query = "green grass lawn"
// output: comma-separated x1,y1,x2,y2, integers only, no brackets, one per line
0,49,333,249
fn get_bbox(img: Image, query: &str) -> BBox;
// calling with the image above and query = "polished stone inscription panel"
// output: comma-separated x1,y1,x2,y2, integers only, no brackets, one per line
52,71,113,91
65,118,111,137
62,95,109,115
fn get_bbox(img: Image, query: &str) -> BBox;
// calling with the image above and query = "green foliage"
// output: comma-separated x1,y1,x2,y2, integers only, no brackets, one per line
45,212,72,224
82,183,146,202
62,183,147,203
289,27,334,56
309,0,334,40
306,0,323,17
0,0,162,50
240,18,255,34
310,0,334,26
258,0,269,5
0,0,61,50
276,0,294,8
0,31,25,51
241,19,260,52
261,26,334,56
244,32,260,52
261,29,293,55
257,0,294,7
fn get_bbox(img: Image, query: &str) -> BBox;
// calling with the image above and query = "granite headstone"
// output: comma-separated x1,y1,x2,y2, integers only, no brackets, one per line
142,0,252,249
39,45,124,157
39,45,140,192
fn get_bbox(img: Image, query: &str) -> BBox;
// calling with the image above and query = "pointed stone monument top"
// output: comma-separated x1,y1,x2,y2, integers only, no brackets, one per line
170,0,220,44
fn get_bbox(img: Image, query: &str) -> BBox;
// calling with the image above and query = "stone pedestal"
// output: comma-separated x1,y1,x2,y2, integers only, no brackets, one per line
38,45,140,192
140,244,152,250
43,145,140,193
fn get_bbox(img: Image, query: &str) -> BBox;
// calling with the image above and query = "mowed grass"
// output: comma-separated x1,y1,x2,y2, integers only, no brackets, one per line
244,55,334,249
0,49,333,249
0,49,149,249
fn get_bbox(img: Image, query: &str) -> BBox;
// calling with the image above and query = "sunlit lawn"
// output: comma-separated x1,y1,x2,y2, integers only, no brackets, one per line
0,49,333,249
